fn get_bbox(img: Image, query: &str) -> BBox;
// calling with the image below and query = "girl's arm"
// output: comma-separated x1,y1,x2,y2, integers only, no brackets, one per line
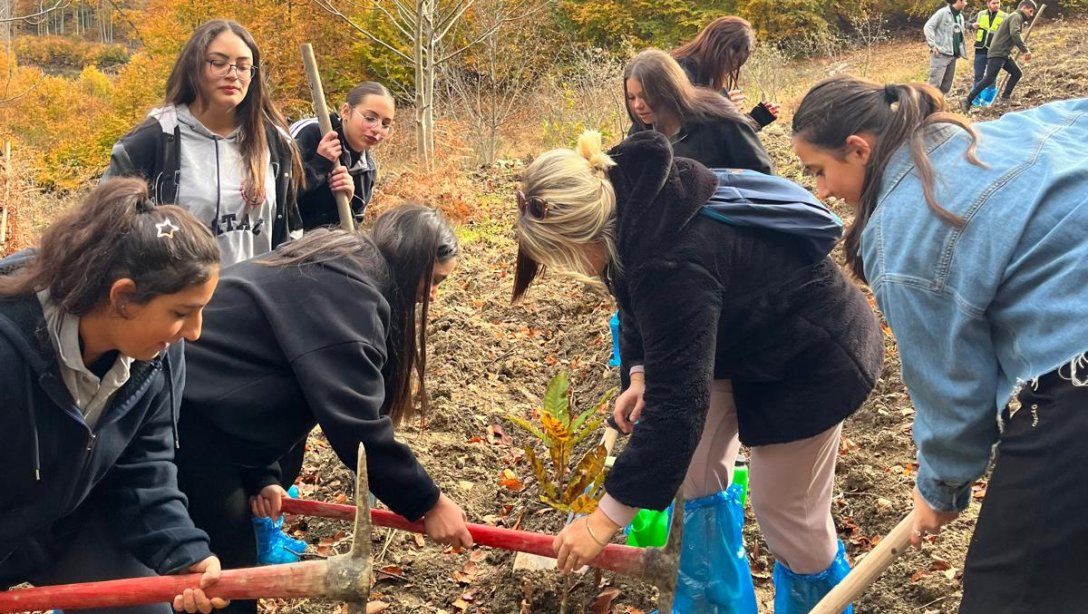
716,119,774,175
101,345,214,575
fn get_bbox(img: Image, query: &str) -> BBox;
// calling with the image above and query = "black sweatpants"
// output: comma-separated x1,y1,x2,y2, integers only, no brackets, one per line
175,412,306,614
965,56,1022,106
959,359,1088,613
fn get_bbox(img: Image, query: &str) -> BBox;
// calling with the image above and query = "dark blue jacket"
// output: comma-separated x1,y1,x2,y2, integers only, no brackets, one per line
0,253,211,585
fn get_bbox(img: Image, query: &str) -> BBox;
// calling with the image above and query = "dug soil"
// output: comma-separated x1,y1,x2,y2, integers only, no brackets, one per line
265,17,1088,614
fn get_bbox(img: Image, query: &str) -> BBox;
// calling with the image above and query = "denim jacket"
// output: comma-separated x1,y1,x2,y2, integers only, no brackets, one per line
923,6,968,58
862,99,1088,512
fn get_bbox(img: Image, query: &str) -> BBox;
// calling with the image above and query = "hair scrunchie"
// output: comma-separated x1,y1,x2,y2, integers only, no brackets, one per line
883,84,899,104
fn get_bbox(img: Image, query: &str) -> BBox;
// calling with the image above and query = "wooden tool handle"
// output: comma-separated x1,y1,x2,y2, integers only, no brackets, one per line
0,562,333,612
300,43,354,232
809,511,916,614
281,498,649,576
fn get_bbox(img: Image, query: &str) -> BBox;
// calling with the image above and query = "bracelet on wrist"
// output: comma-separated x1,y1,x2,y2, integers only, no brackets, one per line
585,516,609,547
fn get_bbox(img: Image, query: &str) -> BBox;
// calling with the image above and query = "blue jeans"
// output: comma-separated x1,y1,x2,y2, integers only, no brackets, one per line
973,50,989,86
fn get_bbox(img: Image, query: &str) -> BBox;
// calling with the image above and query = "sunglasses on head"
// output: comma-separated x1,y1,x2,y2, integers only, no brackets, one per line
516,190,548,220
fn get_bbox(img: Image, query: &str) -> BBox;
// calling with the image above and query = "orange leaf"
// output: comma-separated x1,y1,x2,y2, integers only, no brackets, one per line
499,468,525,492
590,587,621,613
910,570,927,583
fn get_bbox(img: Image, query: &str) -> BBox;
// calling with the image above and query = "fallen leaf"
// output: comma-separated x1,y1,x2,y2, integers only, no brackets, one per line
413,534,426,547
469,549,487,563
488,424,513,446
378,565,405,580
451,598,470,611
929,557,952,571
458,480,475,491
499,468,525,492
589,587,621,613
452,561,479,584
911,570,927,583
335,493,348,504
944,568,957,580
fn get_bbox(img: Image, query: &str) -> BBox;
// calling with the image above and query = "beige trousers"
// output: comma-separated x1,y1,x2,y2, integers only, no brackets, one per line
683,379,842,574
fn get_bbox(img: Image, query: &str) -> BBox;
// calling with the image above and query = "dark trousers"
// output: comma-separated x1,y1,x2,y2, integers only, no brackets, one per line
972,51,989,86
7,512,170,614
966,56,1022,105
175,413,305,614
959,359,1088,613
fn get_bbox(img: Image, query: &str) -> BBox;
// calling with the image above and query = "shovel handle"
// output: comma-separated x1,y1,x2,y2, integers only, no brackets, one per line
809,511,916,614
281,498,648,576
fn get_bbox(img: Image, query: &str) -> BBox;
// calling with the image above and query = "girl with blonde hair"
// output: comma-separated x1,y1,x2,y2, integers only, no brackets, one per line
514,130,883,612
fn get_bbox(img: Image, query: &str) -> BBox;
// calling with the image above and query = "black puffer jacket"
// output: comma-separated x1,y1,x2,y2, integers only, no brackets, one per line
604,132,883,511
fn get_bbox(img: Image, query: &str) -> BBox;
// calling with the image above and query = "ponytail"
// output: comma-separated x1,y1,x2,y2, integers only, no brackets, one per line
513,131,618,300
792,76,983,281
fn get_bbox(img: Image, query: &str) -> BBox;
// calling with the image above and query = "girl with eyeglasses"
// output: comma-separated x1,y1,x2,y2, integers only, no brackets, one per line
290,81,395,231
106,19,303,266
173,205,471,614
514,131,883,612
0,178,227,613
625,49,773,174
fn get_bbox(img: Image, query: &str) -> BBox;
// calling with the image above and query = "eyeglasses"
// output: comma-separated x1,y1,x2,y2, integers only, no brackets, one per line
516,190,548,220
350,108,394,132
206,58,257,80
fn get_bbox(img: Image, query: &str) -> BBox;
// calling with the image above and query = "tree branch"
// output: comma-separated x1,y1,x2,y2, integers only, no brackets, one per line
309,0,414,63
1,0,69,23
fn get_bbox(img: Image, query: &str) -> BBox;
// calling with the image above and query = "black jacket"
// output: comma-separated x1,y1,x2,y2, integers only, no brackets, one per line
106,113,301,248
0,254,211,585
181,250,440,521
675,55,778,130
292,114,377,230
605,133,883,510
629,118,773,175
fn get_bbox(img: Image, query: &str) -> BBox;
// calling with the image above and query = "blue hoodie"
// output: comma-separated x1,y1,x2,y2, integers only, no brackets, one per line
0,252,211,585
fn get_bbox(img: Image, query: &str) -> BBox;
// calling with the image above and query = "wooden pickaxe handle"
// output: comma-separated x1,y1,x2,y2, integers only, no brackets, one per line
281,498,651,577
809,511,916,614
300,43,354,232
0,556,371,613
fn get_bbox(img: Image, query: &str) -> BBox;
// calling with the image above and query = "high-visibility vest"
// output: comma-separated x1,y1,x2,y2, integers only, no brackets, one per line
975,10,1007,48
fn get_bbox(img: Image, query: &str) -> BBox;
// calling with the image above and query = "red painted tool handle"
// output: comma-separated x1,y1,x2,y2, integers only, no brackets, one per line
0,561,330,613
282,498,646,576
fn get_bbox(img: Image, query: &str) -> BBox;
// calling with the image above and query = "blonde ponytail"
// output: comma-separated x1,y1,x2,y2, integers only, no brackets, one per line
576,131,617,180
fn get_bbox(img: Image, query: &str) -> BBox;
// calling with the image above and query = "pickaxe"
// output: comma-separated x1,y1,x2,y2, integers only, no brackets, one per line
0,446,377,613
281,492,685,612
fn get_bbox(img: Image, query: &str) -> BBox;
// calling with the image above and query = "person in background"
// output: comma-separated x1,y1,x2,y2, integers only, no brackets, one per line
106,19,302,265
792,75,1087,613
0,178,226,614
671,15,780,130
970,0,1007,87
625,49,773,174
963,0,1036,110
290,82,396,230
175,205,472,614
923,0,969,95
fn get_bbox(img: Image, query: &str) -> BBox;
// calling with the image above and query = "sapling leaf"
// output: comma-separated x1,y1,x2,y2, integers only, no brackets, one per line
561,444,607,503
505,415,552,448
543,371,571,422
525,447,558,500
570,387,615,434
569,494,599,514
570,417,605,446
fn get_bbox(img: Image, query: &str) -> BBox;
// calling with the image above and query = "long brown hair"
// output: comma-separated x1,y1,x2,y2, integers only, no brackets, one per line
792,76,983,281
163,19,301,203
263,205,458,426
0,178,219,314
624,48,755,132
671,16,755,92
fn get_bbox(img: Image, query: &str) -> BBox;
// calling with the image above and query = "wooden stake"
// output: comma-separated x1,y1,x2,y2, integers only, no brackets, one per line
300,43,355,233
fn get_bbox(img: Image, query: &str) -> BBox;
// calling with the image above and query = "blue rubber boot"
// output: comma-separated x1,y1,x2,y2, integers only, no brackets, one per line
772,540,853,614
654,485,758,613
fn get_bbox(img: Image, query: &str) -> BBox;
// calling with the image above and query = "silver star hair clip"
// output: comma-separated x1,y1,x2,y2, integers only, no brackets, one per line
156,219,180,239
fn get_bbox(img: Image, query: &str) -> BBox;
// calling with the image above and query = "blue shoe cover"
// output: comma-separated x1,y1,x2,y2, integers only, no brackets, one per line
773,540,852,614
664,485,757,614
253,486,307,565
